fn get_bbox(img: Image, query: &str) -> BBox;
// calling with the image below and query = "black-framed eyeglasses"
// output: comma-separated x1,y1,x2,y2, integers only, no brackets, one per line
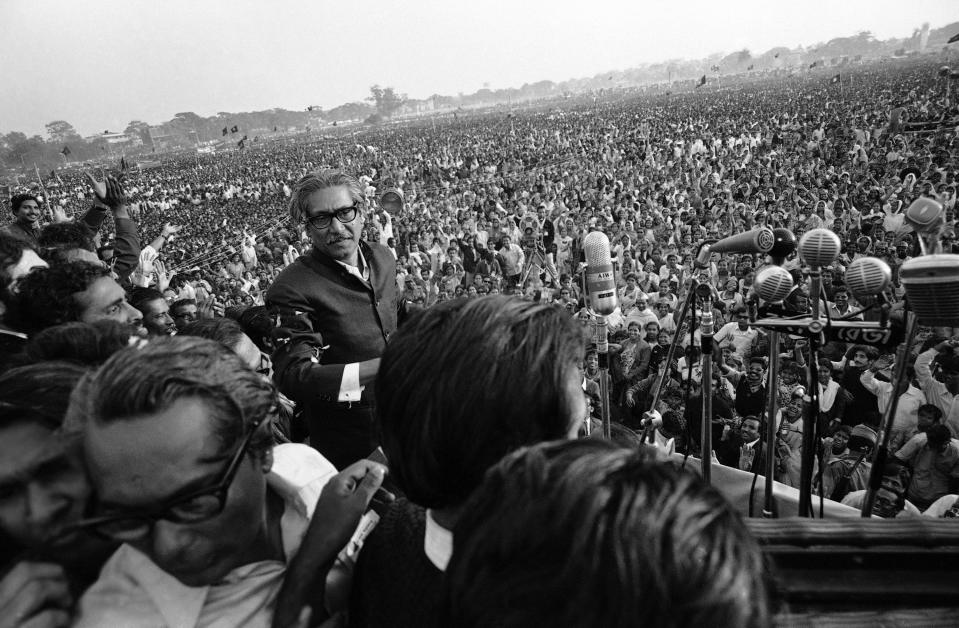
70,418,264,542
306,205,359,230
256,352,272,376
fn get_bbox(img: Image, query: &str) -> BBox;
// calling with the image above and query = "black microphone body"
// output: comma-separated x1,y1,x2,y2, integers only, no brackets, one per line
768,228,797,265
707,227,776,256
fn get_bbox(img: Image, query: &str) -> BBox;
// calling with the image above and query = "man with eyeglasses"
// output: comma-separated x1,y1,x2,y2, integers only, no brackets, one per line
266,170,400,470
66,336,384,627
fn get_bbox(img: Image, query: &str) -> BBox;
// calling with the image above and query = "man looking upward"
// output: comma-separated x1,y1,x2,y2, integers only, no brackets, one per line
267,170,400,470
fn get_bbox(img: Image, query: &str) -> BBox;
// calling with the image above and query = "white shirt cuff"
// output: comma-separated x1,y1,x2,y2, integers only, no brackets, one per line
338,362,364,402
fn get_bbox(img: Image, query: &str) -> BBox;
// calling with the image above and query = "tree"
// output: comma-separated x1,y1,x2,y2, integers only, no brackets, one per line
367,85,407,118
124,120,152,145
44,120,81,144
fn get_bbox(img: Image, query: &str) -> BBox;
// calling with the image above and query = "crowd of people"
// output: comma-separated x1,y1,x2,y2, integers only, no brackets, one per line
1,53,958,626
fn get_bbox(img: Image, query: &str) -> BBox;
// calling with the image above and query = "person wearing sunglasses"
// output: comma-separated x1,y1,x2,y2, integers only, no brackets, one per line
266,170,401,471
64,336,383,627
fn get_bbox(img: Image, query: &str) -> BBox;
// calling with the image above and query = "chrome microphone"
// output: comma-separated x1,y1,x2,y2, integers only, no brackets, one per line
846,257,893,326
755,266,795,303
798,228,842,269
904,197,945,255
379,188,405,214
900,254,959,327
799,228,841,321
845,257,892,305
583,231,619,316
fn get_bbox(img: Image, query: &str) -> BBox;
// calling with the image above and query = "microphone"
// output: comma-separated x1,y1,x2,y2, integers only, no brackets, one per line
694,241,716,268
900,254,959,326
904,197,945,255
583,231,619,316
583,230,616,440
845,257,892,303
768,228,797,265
799,228,841,324
754,266,794,303
846,257,893,326
798,228,841,268
379,188,405,214
708,228,775,256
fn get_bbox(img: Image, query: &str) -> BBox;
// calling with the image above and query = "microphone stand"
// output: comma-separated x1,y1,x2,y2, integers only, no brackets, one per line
860,311,919,517
593,314,612,440
763,330,781,518
698,285,715,485
643,278,700,443
798,265,825,517
799,327,822,517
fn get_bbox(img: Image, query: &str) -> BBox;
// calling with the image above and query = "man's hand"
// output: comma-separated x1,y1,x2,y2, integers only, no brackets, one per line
161,223,182,239
50,205,70,224
0,562,73,628
272,461,389,628
85,171,107,203
313,460,388,536
155,260,171,292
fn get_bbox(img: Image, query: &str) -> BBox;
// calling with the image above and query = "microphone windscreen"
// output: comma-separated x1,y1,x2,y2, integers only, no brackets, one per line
900,254,959,327
904,197,944,233
583,231,612,267
379,188,405,214
845,257,892,299
755,265,794,303
798,228,841,268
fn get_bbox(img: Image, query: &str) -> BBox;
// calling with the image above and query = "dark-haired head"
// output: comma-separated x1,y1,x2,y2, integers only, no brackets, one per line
22,320,134,367
65,336,276,460
0,233,47,313
38,222,97,265
444,439,770,628
0,361,91,550
10,193,39,217
12,262,112,335
375,295,586,510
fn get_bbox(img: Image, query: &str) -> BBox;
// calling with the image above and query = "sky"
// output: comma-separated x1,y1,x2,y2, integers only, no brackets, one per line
1,0,956,137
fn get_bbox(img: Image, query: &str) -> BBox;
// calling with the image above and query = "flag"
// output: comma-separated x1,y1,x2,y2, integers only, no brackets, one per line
61,146,71,156
231,125,238,133
748,64,754,70
238,139,245,149
307,106,314,111
949,33,959,44
222,127,228,136
809,61,818,69
831,74,840,84
120,156,129,171
697,75,706,87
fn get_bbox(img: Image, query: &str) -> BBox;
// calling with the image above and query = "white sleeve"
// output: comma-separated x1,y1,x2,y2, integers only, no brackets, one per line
337,362,364,402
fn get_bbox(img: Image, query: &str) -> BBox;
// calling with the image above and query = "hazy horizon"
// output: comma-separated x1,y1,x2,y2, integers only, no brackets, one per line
1,0,955,137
